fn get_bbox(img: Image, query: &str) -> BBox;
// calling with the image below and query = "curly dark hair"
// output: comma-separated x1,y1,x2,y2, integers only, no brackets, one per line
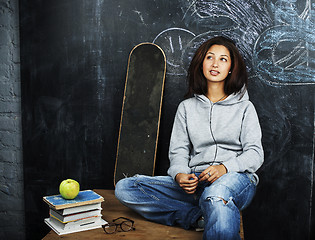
185,36,248,98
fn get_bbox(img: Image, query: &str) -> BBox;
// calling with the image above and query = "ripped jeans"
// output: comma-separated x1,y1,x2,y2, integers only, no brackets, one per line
115,172,257,240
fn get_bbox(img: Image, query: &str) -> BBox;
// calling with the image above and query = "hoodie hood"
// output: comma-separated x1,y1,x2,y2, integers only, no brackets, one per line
194,87,249,106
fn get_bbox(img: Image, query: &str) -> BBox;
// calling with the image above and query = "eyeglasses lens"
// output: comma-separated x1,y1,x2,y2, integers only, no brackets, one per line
104,223,117,234
121,221,133,232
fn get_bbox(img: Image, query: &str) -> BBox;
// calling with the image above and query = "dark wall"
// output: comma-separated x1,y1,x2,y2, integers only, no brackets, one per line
0,0,25,239
19,0,315,239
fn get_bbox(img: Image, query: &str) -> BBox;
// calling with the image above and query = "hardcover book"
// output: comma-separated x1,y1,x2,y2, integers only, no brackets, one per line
43,190,104,210
52,202,102,215
44,216,107,235
49,208,102,223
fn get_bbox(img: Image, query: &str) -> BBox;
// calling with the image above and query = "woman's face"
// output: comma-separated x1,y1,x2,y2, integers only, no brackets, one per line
202,44,232,83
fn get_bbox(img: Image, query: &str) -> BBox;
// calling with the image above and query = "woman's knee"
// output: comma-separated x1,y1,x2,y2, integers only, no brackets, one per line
115,177,135,202
201,193,237,216
115,175,156,202
201,183,233,205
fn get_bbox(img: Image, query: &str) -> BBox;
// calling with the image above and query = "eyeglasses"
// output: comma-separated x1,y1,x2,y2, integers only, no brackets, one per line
102,217,135,234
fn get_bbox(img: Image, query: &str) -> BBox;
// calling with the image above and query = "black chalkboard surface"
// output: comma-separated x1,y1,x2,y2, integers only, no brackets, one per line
19,0,314,239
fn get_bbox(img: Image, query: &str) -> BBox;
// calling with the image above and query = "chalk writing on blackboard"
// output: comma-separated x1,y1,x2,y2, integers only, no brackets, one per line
153,28,196,76
153,0,272,77
178,0,272,61
253,0,314,85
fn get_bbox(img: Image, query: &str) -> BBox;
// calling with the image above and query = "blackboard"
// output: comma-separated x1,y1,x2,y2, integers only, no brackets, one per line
19,0,314,239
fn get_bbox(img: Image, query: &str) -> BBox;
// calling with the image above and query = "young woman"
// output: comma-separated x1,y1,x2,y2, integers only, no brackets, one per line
115,36,264,240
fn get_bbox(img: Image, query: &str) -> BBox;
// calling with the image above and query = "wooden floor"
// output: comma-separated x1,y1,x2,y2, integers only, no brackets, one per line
43,189,244,240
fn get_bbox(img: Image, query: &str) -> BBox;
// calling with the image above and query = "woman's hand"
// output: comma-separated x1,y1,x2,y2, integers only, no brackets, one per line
175,173,199,194
198,164,227,183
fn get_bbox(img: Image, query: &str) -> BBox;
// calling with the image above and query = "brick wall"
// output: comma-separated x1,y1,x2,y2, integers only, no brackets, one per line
0,0,25,239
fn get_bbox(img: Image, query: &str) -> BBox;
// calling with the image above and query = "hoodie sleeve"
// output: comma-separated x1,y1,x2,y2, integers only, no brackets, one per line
223,102,264,173
167,102,192,179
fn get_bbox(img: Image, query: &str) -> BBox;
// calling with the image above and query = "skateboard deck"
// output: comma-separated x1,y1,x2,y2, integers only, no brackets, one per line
114,43,166,186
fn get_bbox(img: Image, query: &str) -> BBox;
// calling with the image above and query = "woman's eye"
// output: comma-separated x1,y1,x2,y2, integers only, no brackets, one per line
221,58,227,62
206,55,212,59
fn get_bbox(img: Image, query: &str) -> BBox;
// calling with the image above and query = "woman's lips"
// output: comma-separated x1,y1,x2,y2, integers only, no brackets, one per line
210,70,219,76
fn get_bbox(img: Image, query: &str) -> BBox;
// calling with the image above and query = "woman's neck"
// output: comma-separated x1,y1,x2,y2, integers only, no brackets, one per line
206,82,226,103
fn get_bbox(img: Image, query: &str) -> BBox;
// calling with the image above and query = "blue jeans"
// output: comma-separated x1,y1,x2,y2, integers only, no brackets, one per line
115,172,257,240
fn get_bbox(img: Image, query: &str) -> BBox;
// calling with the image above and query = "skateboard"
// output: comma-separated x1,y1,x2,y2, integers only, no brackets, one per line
114,43,166,186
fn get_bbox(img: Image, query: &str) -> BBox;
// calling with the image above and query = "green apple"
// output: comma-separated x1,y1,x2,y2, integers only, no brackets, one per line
59,179,80,200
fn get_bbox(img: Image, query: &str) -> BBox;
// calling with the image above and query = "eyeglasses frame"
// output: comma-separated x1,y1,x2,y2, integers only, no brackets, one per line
102,217,135,234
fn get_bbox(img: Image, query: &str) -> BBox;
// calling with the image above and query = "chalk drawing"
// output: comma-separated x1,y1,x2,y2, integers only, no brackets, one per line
153,28,196,76
253,0,314,85
153,0,271,76
180,0,272,61
153,0,313,86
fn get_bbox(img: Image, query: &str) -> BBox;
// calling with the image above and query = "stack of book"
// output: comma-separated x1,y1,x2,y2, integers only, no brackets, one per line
43,190,107,235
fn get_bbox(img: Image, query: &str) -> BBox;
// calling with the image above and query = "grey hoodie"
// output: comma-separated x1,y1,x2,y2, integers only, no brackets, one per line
168,89,264,182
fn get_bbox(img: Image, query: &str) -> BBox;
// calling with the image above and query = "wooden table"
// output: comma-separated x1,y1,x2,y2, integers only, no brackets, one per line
43,189,203,240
